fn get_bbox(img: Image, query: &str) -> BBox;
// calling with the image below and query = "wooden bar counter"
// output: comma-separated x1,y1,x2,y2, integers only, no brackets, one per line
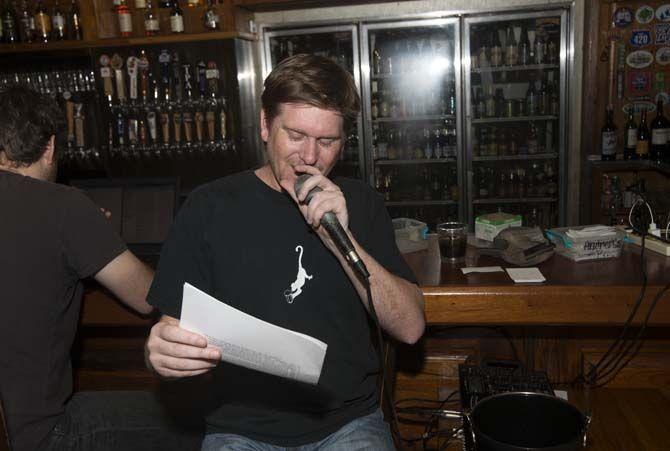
402,237,670,327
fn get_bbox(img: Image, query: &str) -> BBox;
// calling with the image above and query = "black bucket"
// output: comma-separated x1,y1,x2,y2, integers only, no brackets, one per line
468,392,587,451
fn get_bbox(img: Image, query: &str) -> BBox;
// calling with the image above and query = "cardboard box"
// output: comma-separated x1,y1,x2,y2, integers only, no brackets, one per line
475,213,522,241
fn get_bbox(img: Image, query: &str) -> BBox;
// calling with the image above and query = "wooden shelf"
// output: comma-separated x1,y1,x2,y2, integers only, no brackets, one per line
0,31,256,55
589,159,670,176
234,0,392,12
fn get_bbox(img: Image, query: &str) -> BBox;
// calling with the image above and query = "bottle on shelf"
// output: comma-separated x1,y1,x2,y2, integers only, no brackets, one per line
636,110,650,160
67,0,82,40
538,75,549,115
135,0,147,8
170,0,184,34
187,0,201,6
600,107,617,161
116,0,132,37
18,0,34,43
203,0,220,31
527,122,539,155
51,0,66,41
623,110,637,160
519,27,530,65
144,0,159,36
525,75,538,116
505,26,518,66
650,99,669,164
34,0,50,43
490,31,502,67
2,0,18,43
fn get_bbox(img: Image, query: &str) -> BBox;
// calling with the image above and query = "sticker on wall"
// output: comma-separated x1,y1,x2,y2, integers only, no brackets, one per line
631,29,652,47
636,5,655,24
655,72,665,91
626,49,654,68
627,71,652,95
613,7,634,28
657,47,670,65
622,101,656,115
657,4,670,21
627,95,652,101
607,29,624,41
655,23,670,44
655,92,670,105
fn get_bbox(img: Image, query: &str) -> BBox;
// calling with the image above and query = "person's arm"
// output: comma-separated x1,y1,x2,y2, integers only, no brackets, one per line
283,165,425,344
94,250,154,315
144,314,221,379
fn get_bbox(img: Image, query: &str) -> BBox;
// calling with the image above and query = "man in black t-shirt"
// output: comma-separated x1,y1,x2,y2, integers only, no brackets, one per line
0,85,199,451
145,54,425,450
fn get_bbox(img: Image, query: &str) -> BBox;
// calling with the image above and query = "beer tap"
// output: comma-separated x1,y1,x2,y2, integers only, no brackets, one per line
111,53,127,106
99,54,114,107
127,55,139,105
182,63,195,151
205,61,220,151
138,50,150,106
158,49,172,154
172,51,183,107
63,91,75,158
74,103,86,160
196,61,207,151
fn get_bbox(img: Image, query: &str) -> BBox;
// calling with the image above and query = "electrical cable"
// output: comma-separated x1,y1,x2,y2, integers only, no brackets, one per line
592,282,670,388
583,197,651,386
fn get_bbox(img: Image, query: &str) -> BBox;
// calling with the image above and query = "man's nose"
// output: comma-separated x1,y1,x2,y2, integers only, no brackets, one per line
300,138,318,165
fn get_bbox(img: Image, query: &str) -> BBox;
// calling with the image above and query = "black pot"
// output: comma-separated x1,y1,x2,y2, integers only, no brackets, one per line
468,392,587,451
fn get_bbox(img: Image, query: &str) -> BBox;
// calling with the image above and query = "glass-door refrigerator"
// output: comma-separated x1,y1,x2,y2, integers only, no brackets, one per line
361,18,463,230
262,24,365,181
463,9,569,229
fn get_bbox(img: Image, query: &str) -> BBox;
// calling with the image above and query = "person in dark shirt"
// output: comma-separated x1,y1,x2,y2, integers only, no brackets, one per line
0,85,199,451
144,54,425,450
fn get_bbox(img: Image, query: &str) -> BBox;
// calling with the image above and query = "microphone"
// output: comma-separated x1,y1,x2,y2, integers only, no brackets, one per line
294,174,370,279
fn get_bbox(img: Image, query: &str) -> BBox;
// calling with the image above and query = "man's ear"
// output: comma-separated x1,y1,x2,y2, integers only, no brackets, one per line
42,135,56,166
260,109,269,143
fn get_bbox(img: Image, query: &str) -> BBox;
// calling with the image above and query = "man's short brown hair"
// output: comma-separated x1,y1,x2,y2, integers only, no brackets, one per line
261,54,361,131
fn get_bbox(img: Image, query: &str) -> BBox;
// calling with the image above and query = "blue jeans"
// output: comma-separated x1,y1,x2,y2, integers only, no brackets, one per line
201,409,395,451
41,391,203,451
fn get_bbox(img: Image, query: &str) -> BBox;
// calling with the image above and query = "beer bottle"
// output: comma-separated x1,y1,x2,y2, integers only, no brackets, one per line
623,110,637,160
600,107,617,161
650,99,669,164
636,110,650,159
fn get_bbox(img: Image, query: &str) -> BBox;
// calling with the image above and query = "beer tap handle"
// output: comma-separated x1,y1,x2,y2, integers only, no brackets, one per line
111,53,126,104
99,54,114,105
127,56,139,103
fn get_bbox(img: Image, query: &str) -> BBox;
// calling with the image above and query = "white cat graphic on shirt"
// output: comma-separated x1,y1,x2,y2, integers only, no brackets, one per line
284,245,313,304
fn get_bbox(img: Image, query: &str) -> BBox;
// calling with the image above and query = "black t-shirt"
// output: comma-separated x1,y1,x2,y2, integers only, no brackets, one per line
148,170,416,446
0,170,127,451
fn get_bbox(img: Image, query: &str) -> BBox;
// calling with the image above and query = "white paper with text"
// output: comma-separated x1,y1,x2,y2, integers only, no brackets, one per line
180,283,327,385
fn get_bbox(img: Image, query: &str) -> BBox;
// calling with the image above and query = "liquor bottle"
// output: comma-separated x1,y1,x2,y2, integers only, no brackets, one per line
135,0,147,8
203,0,219,31
538,76,549,115
2,0,18,44
34,0,50,43
18,0,34,43
535,35,545,65
623,110,637,160
600,107,617,161
490,32,502,67
51,0,65,40
187,0,200,6
67,0,82,40
527,123,538,155
117,0,132,37
519,28,530,65
650,99,669,163
170,0,184,34
547,38,558,64
144,0,159,36
525,75,538,116
505,27,518,66
636,110,649,160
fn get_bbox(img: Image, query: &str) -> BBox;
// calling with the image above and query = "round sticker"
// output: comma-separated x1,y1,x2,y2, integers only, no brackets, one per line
636,5,655,24
655,92,670,104
657,47,670,65
626,49,654,68
622,101,656,115
613,7,634,28
656,4,670,21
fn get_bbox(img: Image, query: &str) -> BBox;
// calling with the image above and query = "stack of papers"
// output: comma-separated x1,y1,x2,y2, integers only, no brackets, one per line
180,283,327,385
565,225,618,239
505,267,546,283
